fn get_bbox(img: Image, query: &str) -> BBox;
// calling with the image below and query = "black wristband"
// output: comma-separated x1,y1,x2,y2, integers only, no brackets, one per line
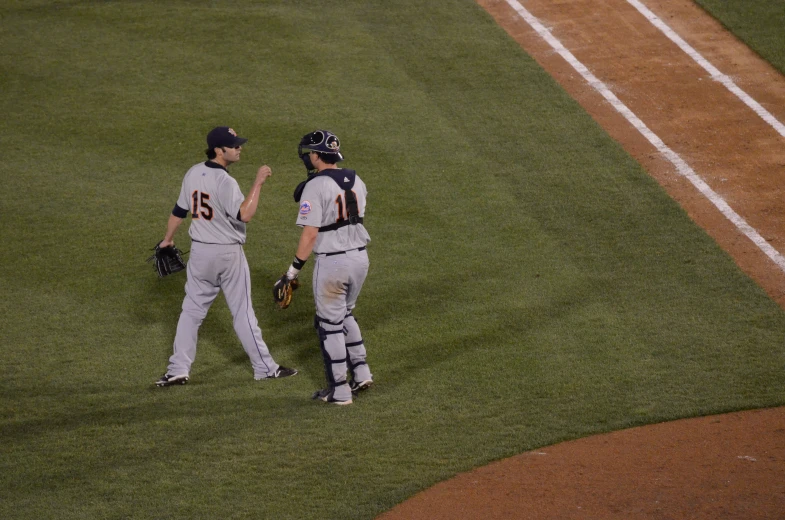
292,256,307,270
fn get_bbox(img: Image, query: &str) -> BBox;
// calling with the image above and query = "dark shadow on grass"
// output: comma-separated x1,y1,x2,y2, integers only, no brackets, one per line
0,393,315,444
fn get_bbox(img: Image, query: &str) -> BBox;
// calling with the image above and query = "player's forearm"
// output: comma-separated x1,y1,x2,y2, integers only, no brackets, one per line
295,226,319,260
239,183,263,222
285,226,318,279
161,214,184,246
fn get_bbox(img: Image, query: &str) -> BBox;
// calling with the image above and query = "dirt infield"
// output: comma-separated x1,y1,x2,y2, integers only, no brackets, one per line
380,0,785,517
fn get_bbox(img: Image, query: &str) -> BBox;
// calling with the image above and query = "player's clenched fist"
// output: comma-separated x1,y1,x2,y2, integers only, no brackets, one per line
256,165,272,185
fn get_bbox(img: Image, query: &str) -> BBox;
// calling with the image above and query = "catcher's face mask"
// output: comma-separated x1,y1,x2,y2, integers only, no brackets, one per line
299,150,316,173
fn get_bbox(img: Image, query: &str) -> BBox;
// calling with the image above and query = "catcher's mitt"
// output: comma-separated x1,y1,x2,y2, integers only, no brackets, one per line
273,275,299,309
147,243,187,278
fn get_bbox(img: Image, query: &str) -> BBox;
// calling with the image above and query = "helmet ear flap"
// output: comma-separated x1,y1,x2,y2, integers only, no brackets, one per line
324,134,340,153
299,131,324,150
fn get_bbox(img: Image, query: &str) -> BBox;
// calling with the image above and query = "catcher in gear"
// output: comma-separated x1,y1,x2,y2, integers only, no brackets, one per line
277,130,373,405
147,242,187,278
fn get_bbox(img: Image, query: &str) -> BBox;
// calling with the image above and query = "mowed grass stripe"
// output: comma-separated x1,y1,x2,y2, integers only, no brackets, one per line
1,1,784,519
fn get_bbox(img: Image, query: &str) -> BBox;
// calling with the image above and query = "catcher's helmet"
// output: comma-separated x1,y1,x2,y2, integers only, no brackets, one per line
298,130,344,161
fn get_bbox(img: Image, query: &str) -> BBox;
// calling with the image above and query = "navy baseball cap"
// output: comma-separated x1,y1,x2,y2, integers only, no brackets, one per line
207,126,248,149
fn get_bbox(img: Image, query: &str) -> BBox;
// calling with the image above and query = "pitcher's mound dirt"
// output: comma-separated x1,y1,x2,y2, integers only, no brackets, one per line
379,407,785,519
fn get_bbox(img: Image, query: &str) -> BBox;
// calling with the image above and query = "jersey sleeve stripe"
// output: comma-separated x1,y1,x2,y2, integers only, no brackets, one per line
172,204,189,218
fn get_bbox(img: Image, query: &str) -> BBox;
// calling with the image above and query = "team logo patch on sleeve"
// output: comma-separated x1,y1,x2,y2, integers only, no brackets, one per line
299,201,312,215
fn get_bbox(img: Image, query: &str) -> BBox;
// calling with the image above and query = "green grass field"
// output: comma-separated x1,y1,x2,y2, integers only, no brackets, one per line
695,0,785,74
2,1,784,518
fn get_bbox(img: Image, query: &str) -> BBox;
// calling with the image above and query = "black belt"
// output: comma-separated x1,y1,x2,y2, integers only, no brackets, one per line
319,246,366,257
191,239,241,245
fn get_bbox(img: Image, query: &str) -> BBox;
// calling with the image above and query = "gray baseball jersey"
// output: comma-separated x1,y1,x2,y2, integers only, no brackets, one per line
296,173,371,253
166,161,282,380
176,162,248,245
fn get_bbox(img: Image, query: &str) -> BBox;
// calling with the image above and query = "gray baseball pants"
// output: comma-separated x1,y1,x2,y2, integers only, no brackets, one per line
167,242,280,379
313,248,371,401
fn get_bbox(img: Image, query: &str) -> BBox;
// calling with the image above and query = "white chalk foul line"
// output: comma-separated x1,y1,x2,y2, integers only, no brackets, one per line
626,0,785,139
502,0,785,272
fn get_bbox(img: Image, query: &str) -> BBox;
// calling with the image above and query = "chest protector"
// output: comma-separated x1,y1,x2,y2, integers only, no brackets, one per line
293,169,363,232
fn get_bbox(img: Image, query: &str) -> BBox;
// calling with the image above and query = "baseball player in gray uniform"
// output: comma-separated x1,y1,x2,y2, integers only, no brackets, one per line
279,130,372,405
155,126,298,387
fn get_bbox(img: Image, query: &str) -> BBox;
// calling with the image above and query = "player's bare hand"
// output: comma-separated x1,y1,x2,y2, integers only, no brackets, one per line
159,239,174,248
256,165,272,185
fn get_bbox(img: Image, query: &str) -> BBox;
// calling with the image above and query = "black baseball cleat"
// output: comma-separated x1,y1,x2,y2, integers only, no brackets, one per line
349,379,373,395
155,373,189,387
268,366,298,379
312,388,352,406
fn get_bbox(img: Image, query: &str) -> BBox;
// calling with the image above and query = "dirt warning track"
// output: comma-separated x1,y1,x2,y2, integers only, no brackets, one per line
379,0,785,518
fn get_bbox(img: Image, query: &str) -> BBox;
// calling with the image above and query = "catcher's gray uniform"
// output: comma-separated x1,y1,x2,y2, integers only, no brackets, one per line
297,170,372,402
165,160,282,380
